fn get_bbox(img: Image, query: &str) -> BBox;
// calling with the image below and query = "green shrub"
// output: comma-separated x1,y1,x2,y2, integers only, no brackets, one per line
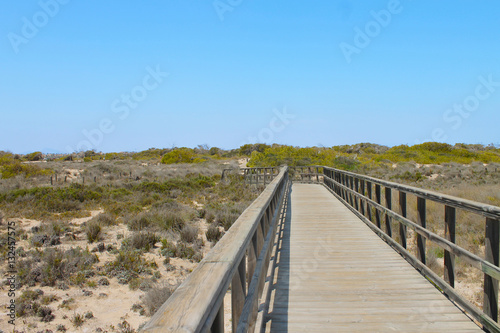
122,232,160,252
161,240,196,260
161,148,206,164
85,222,102,243
17,247,98,288
206,224,223,242
106,250,157,277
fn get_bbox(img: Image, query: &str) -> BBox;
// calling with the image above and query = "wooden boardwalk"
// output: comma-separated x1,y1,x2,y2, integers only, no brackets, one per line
262,184,482,332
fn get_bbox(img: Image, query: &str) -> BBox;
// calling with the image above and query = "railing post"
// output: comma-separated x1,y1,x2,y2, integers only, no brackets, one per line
416,197,427,264
349,176,354,206
444,205,456,288
248,232,258,285
484,217,499,321
232,256,246,331
366,181,372,222
385,188,392,237
360,180,365,216
211,302,224,333
354,178,359,211
399,191,407,249
375,185,382,229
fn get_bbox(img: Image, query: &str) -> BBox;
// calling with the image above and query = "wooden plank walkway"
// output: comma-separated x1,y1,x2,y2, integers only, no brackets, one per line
262,184,482,332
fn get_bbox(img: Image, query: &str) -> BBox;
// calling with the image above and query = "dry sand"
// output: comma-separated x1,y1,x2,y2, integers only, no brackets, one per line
0,211,213,332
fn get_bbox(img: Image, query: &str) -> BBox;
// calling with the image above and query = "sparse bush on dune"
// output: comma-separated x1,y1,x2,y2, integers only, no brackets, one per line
180,225,198,243
89,212,116,226
105,249,158,280
17,247,98,288
141,283,176,316
122,232,160,252
206,224,223,243
85,221,102,243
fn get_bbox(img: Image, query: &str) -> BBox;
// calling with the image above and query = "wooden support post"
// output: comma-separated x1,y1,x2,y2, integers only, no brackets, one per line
349,177,354,206
399,191,407,249
375,185,382,229
385,188,392,237
94,176,97,183
366,181,372,222
247,232,258,285
360,180,365,216
484,217,499,321
232,256,246,331
416,197,427,264
316,167,319,182
444,205,456,288
50,176,53,185
211,301,224,333
354,178,359,211
64,176,67,183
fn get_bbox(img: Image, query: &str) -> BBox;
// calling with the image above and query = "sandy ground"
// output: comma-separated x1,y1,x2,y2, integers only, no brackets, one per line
0,210,214,332
238,158,248,169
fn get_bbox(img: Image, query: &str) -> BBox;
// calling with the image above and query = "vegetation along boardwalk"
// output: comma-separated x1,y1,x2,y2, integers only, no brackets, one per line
262,184,481,332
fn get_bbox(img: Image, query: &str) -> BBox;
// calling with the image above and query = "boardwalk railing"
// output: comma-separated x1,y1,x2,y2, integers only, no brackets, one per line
241,167,280,185
141,167,290,333
308,166,500,332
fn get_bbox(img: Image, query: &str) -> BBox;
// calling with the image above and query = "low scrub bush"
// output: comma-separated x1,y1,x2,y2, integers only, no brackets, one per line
141,283,176,316
206,224,223,242
17,247,98,288
180,225,198,243
122,232,160,252
85,221,102,243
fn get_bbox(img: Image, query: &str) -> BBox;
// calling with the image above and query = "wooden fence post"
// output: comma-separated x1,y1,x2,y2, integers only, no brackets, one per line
385,188,392,237
444,205,456,287
211,302,224,333
484,217,499,321
375,185,382,229
359,180,365,216
366,181,372,222
232,256,246,331
416,197,426,264
399,191,407,249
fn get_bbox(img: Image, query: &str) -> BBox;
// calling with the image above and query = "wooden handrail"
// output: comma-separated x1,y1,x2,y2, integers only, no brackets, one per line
324,166,500,220
140,167,290,333
318,166,500,332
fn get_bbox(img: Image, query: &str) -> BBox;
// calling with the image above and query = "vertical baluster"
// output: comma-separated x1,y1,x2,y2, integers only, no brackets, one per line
211,302,224,333
232,256,246,331
484,217,499,321
366,181,372,222
399,191,407,248
375,185,382,229
444,205,456,287
416,197,426,264
385,188,392,237
360,180,365,216
354,178,359,211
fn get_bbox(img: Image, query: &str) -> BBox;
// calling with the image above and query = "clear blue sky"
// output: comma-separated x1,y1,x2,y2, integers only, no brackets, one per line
1,1,499,153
